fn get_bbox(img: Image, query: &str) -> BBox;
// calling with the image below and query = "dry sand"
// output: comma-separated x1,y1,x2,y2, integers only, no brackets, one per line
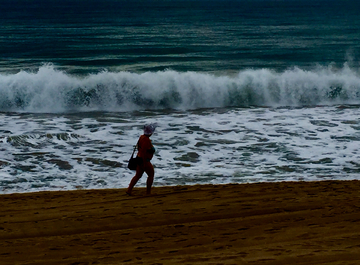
1,180,360,265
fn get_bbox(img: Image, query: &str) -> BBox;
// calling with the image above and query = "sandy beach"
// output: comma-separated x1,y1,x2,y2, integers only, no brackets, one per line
1,180,360,265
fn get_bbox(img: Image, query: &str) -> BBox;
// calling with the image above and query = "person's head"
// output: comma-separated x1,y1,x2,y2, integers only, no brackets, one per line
144,123,156,136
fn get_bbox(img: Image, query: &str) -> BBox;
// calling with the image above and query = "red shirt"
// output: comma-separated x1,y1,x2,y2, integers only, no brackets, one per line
137,135,155,161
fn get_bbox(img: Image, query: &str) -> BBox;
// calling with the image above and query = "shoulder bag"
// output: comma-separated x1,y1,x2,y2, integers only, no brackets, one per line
127,142,139,170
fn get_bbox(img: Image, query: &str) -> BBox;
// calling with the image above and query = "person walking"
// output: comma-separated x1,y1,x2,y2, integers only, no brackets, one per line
126,124,156,196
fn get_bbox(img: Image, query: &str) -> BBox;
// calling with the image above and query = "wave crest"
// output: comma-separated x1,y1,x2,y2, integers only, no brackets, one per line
0,64,359,112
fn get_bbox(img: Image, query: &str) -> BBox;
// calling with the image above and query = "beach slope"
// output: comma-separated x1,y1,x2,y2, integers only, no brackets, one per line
1,180,360,264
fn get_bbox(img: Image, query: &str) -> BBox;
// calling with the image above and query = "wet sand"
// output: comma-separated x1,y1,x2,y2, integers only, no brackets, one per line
1,180,360,264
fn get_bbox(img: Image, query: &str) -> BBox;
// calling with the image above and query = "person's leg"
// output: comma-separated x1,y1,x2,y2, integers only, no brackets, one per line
127,166,144,195
144,162,155,195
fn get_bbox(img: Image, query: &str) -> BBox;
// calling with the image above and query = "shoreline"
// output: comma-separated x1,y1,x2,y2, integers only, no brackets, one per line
1,180,360,264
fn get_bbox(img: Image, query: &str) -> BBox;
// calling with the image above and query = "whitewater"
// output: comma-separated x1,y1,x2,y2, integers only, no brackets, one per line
1,64,360,113
0,65,359,193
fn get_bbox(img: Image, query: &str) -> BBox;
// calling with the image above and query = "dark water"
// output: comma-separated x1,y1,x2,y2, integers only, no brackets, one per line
1,0,360,74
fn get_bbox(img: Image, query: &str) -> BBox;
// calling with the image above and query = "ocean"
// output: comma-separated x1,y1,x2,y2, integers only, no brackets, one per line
1,0,360,193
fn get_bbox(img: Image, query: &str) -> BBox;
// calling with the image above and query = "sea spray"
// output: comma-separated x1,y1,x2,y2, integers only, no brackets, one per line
0,64,360,113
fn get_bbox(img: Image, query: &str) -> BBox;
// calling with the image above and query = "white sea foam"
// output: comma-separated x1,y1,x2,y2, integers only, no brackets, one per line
0,105,359,193
0,64,359,113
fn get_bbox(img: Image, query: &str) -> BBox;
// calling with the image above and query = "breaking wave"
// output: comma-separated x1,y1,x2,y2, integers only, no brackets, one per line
1,64,360,113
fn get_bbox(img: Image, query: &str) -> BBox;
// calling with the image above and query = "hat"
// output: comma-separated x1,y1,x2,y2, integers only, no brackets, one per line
144,123,156,135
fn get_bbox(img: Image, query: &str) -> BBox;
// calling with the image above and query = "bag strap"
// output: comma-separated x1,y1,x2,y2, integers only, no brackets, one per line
130,140,139,158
